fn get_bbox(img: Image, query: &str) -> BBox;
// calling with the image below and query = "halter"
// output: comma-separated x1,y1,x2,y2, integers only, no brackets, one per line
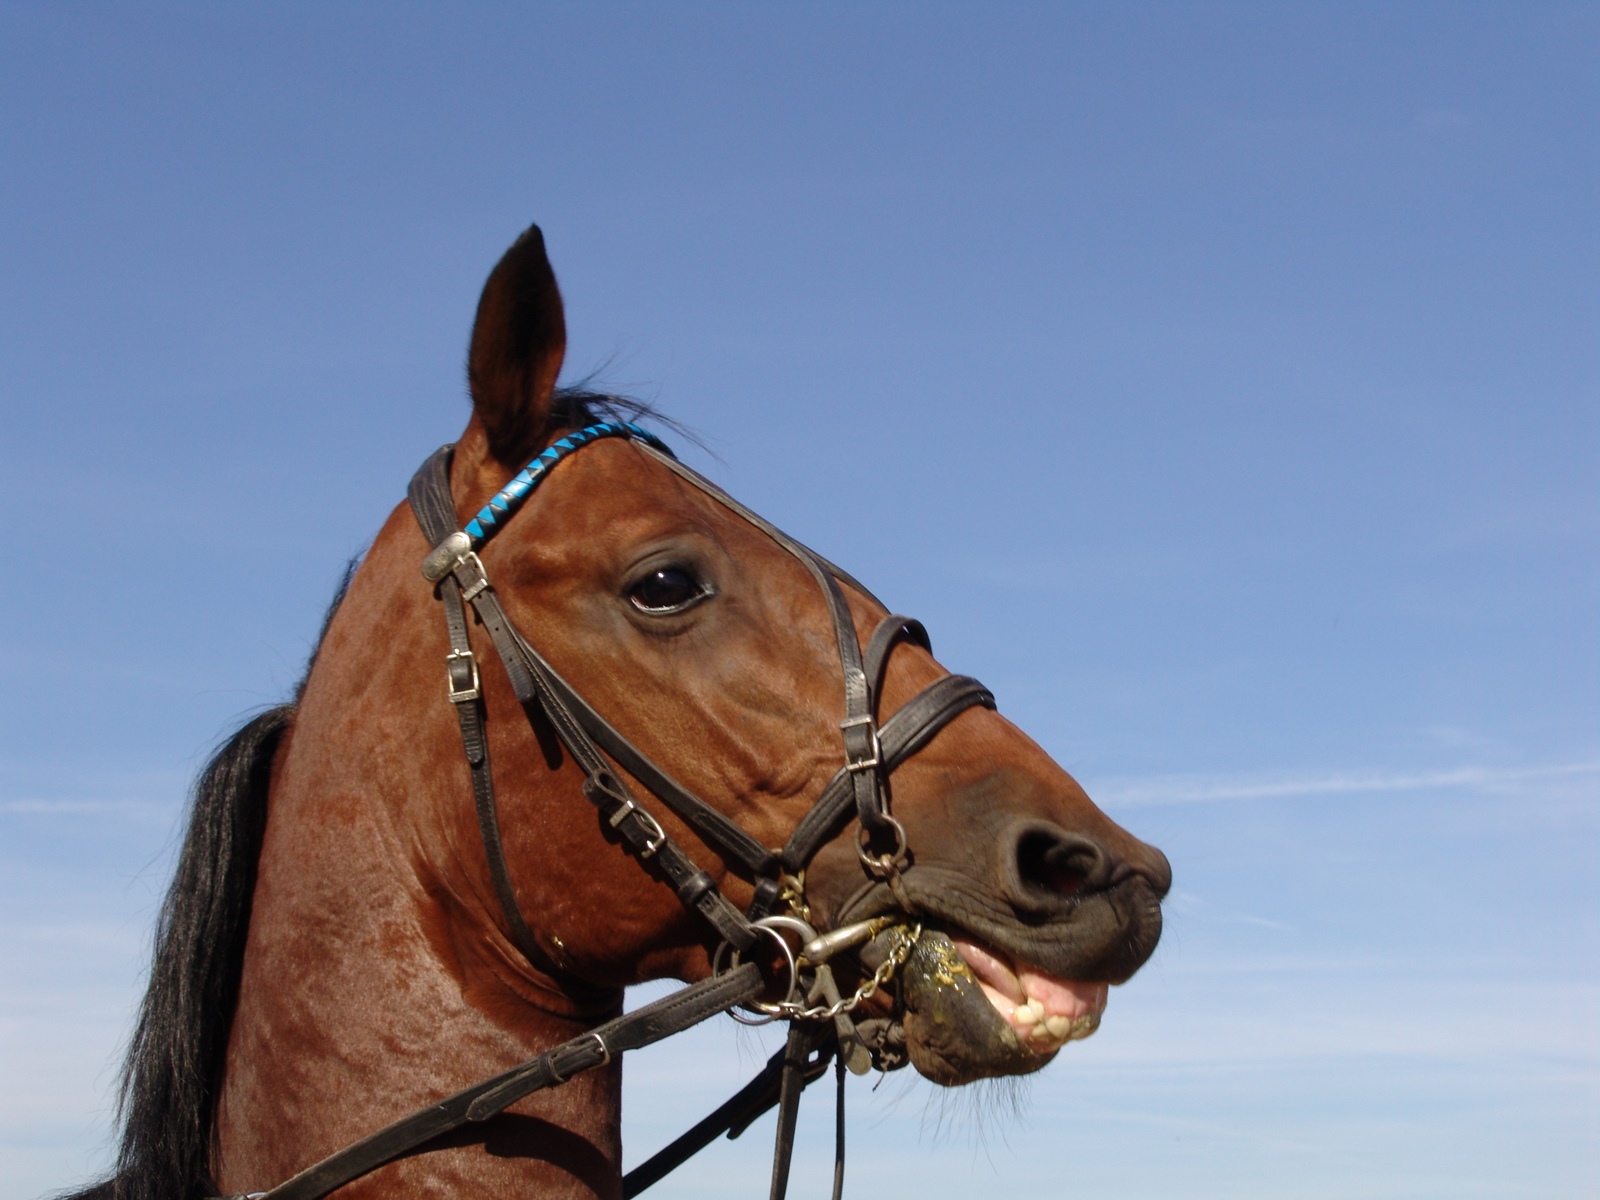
238,423,996,1200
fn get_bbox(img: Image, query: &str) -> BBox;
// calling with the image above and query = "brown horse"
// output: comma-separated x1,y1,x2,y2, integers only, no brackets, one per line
69,225,1170,1200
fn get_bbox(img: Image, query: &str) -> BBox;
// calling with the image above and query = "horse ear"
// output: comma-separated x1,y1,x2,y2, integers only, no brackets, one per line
468,224,567,467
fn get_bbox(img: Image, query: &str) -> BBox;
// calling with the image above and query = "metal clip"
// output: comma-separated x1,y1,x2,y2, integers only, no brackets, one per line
421,531,473,582
445,648,480,703
839,713,881,773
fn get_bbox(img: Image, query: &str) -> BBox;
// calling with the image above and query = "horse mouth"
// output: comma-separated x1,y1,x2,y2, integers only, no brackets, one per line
827,864,1163,1085
850,925,1111,1086
951,935,1108,1051
825,851,1164,1088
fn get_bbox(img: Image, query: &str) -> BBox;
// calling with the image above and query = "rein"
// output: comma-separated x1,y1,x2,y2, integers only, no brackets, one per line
229,423,996,1200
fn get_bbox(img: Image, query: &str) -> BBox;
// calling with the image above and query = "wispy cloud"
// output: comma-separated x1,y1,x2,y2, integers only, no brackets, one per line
0,798,176,818
1093,761,1600,807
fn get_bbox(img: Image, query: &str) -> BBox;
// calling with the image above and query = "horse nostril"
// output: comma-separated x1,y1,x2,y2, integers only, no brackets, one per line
1013,826,1112,901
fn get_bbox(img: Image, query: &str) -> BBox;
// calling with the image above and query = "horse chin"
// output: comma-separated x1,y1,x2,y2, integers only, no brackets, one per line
866,929,1108,1087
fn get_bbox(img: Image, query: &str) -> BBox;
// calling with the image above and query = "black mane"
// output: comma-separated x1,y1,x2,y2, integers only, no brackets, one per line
548,384,701,450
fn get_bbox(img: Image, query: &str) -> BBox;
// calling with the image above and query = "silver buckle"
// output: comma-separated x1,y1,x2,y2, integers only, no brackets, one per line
607,795,667,858
839,713,881,773
421,533,492,603
445,648,481,703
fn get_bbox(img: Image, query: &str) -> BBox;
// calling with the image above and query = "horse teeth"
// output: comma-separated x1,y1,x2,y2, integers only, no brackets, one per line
1013,1004,1038,1026
1027,998,1046,1021
1044,1015,1070,1039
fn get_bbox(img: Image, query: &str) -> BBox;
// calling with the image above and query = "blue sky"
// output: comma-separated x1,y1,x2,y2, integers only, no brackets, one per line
2,4,1595,1197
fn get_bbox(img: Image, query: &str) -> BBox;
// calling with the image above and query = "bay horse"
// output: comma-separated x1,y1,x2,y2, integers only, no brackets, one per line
65,225,1170,1200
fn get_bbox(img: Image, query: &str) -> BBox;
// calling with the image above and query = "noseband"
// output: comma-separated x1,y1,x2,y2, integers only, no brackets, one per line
237,423,995,1200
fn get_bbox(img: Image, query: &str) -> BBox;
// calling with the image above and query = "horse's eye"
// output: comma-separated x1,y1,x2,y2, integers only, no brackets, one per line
628,566,708,614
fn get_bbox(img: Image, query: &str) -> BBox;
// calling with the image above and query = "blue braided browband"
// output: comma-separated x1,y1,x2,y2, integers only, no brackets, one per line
462,421,671,549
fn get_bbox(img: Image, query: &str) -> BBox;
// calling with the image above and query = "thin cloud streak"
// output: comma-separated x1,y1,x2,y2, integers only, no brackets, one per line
0,798,176,817
1094,761,1600,807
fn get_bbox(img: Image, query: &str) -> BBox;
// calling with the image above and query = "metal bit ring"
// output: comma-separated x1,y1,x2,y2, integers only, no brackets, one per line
712,915,815,1025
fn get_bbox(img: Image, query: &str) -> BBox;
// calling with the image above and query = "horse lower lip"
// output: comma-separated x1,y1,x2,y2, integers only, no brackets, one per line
950,936,1108,1052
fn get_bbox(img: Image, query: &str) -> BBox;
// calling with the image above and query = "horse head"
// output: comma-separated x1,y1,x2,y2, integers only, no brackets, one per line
86,224,1169,1200
438,225,1170,1082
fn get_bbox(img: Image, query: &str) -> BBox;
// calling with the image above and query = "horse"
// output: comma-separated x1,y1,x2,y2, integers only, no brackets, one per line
64,224,1171,1200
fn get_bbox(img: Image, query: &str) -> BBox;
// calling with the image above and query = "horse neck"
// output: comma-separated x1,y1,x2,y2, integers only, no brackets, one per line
214,504,626,1199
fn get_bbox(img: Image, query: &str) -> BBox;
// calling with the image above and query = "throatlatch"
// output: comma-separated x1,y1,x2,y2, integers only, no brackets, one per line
223,422,997,1200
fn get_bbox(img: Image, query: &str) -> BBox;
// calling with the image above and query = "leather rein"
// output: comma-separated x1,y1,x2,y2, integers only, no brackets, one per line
228,422,995,1200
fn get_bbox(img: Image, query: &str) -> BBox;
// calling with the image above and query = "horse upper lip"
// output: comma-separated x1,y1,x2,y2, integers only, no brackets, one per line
1124,845,1173,898
836,863,1164,986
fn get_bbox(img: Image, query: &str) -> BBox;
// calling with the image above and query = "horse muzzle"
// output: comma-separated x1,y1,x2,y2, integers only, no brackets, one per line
831,837,1168,1086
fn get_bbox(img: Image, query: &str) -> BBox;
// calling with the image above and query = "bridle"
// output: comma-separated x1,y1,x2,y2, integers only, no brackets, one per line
231,422,996,1200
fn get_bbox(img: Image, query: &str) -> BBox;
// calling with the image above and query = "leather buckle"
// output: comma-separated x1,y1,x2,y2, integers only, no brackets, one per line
446,648,481,704
453,551,491,603
548,1031,609,1084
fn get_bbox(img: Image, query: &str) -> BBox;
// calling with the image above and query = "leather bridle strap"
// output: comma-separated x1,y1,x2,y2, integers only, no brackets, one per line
633,444,898,844
245,963,765,1200
409,445,758,953
404,447,575,983
780,671,995,873
479,584,755,948
767,1020,830,1200
417,438,775,879
618,1037,832,1198
505,625,779,878
864,617,930,703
